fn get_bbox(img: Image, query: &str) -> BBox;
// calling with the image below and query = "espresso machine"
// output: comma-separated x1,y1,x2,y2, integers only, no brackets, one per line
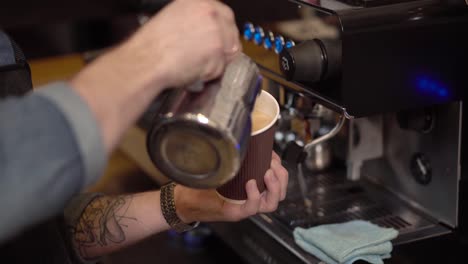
204,0,468,263
5,0,467,262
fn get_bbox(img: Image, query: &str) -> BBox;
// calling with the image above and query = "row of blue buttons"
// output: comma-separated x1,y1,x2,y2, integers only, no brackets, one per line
243,22,295,54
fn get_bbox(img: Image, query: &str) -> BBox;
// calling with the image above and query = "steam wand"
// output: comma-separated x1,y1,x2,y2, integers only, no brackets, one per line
304,114,346,152
283,114,346,213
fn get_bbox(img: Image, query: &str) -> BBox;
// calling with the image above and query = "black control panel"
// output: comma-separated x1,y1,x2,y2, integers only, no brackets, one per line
241,0,468,117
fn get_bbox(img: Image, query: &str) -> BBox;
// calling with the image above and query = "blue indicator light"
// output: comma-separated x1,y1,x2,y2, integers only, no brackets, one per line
274,36,285,54
253,27,264,45
416,76,449,98
285,40,295,49
418,78,429,90
243,23,255,41
439,89,448,97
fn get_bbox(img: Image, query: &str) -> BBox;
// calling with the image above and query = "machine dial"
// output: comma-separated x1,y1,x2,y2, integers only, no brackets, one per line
279,39,341,83
410,153,432,185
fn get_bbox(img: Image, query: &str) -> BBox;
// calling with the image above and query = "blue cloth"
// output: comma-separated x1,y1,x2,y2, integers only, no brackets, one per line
294,220,398,264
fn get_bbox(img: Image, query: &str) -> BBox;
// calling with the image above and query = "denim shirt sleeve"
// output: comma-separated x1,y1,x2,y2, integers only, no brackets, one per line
35,82,107,187
0,82,107,243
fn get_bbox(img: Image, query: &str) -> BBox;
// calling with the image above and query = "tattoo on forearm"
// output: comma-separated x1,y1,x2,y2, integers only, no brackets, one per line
70,195,137,259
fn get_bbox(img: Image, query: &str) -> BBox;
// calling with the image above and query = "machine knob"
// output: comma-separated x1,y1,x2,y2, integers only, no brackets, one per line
279,39,341,83
397,108,435,133
410,153,432,185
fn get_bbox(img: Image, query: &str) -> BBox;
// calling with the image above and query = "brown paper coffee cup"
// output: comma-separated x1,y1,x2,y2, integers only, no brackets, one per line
216,90,279,204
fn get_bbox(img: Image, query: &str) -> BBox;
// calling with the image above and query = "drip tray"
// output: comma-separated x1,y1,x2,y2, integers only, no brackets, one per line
266,170,451,246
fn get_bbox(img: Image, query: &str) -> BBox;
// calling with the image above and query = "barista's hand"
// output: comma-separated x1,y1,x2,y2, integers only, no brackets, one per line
71,0,241,152
174,152,289,223
122,0,241,88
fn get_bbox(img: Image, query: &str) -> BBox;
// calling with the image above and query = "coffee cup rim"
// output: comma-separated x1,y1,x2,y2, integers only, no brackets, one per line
251,90,279,136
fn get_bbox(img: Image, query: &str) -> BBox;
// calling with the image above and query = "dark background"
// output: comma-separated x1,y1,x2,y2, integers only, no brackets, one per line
0,0,297,59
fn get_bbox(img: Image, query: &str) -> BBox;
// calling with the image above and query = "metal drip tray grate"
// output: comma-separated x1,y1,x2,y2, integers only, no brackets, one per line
374,215,411,230
242,169,452,263
271,170,435,235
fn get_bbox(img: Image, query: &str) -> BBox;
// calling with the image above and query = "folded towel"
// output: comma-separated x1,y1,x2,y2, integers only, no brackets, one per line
293,220,398,264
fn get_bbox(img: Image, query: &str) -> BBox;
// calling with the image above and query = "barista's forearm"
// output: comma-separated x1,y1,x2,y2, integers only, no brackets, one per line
70,42,169,153
71,191,170,260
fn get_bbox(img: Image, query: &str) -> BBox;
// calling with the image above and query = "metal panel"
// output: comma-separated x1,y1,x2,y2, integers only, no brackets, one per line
361,102,461,227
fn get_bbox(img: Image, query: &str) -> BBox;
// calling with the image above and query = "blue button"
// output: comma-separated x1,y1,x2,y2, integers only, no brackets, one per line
263,38,273,49
253,26,264,45
285,40,296,49
274,36,285,54
243,23,255,41
264,37,272,49
263,31,274,50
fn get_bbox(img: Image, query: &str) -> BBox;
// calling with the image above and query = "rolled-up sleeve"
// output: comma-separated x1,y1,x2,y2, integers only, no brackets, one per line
35,82,107,187
0,82,107,243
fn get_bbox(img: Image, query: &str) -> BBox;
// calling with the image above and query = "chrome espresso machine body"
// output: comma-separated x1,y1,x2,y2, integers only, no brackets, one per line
208,0,468,263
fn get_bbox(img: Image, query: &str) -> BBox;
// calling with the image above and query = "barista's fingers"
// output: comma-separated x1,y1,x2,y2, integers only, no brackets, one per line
224,27,241,62
198,2,230,81
271,158,288,200
219,18,240,62
238,180,261,219
259,170,281,212
212,0,236,23
210,0,240,60
272,151,281,162
199,22,225,81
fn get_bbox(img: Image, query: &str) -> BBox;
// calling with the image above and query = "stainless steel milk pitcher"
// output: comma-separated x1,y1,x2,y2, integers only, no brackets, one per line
146,53,261,188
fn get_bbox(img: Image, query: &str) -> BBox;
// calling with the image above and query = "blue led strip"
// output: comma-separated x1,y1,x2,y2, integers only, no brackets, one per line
416,76,449,98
